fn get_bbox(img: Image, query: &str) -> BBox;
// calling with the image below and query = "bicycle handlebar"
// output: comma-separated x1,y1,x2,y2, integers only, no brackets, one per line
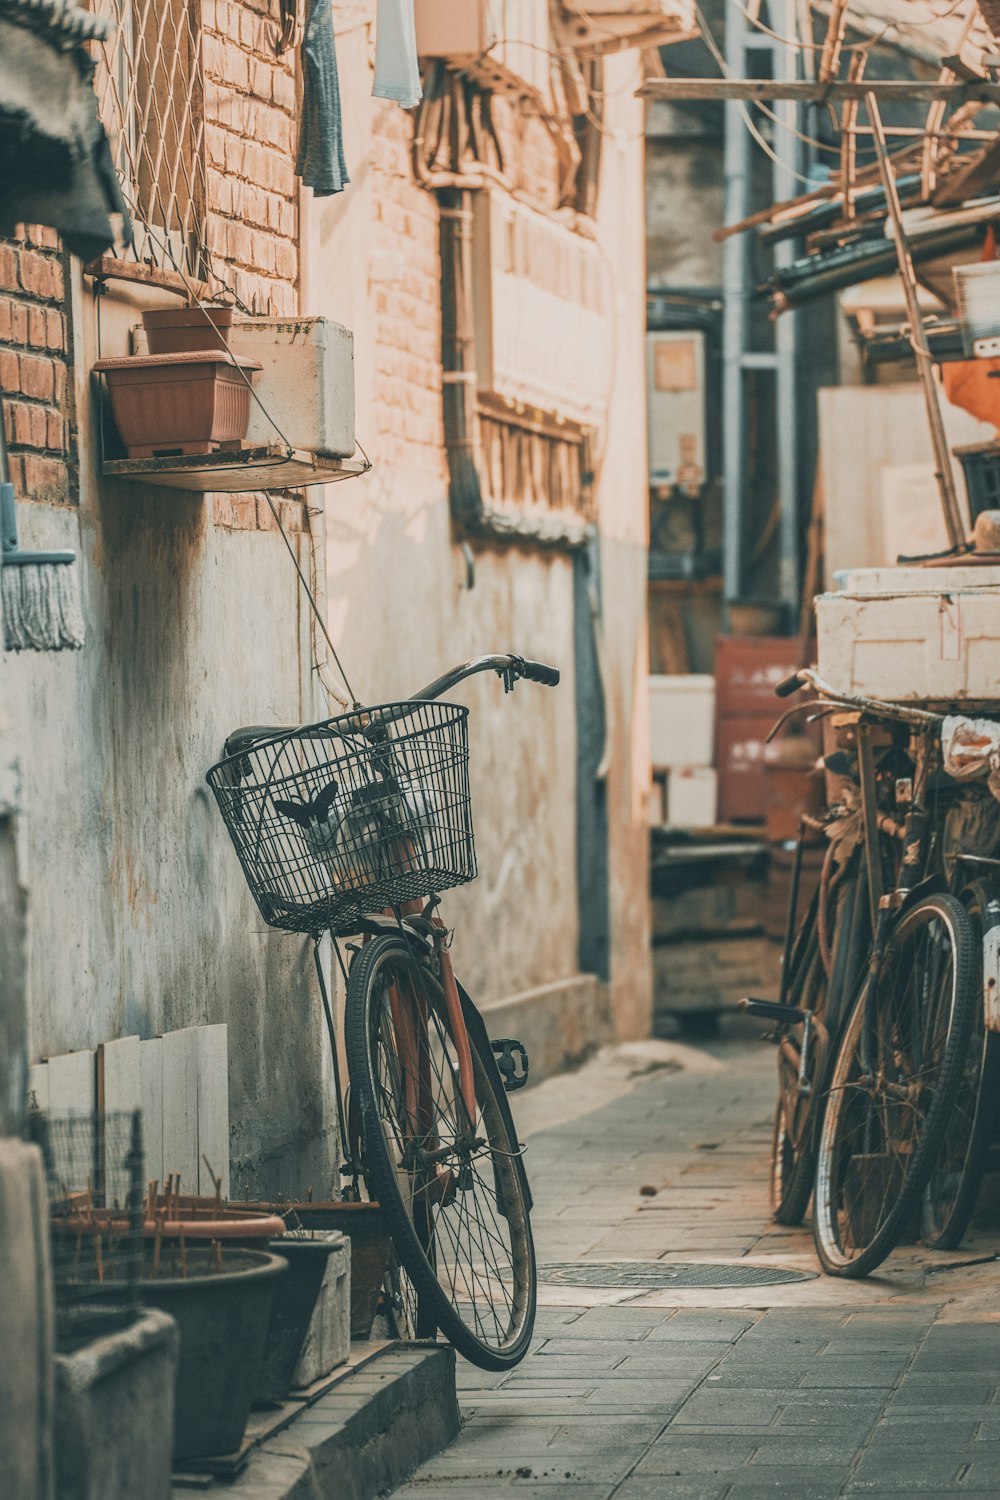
223,652,560,759
774,666,943,728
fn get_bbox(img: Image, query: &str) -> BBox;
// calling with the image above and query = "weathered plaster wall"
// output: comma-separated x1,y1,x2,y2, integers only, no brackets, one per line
302,14,649,1036
4,295,337,1197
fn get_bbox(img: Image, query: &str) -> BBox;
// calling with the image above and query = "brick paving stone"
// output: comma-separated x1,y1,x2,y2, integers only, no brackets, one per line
398,1040,1000,1500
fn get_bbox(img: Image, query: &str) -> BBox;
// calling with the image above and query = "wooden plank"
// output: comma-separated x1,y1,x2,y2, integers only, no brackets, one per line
162,1028,200,1196
101,448,368,494
27,1062,48,1114
140,1037,164,1188
99,1037,142,1208
196,1025,230,1199
46,1049,95,1116
639,79,1000,103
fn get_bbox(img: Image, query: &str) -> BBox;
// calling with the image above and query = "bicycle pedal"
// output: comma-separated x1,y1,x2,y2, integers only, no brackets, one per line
739,997,803,1026
492,1038,529,1092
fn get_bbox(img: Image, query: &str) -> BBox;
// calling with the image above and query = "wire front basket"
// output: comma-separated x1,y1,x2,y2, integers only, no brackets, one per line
206,700,477,936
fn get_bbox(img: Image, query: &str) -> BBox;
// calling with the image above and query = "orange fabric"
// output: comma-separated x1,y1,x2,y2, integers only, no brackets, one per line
942,359,1000,433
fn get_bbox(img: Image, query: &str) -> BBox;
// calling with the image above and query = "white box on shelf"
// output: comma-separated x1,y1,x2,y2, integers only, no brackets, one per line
230,317,355,457
649,674,715,769
816,572,1000,703
667,766,718,828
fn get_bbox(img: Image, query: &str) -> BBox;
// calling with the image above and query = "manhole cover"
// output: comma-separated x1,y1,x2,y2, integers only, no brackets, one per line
539,1261,815,1289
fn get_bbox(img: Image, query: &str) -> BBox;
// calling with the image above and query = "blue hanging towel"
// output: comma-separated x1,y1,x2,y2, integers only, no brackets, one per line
296,0,349,196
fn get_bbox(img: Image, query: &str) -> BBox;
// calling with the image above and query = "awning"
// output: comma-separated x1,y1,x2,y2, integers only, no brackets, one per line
0,0,130,259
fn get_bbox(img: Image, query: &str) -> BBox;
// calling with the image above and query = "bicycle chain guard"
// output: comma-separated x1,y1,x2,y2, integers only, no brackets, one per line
492,1038,529,1092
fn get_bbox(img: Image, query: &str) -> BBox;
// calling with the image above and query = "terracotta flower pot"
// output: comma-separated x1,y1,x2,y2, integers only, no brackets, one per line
143,304,234,354
93,351,261,458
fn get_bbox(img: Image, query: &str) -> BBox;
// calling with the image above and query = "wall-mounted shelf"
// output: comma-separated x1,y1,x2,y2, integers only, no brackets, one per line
101,444,368,493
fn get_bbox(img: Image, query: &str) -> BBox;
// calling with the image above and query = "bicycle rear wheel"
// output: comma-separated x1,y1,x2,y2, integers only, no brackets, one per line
346,933,536,1369
921,880,1000,1249
812,892,977,1278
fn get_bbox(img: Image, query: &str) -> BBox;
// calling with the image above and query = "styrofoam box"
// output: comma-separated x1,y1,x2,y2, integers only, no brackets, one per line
817,566,1000,702
649,674,715,769
667,766,718,829
230,317,355,457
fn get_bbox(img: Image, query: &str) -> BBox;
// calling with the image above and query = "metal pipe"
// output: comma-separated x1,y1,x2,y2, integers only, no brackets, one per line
722,0,749,606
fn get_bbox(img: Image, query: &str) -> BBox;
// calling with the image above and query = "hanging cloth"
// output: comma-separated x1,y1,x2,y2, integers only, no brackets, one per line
372,0,422,109
296,0,349,196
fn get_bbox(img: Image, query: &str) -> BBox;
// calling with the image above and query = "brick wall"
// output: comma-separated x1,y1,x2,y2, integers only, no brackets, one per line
370,101,446,485
203,0,298,316
0,227,74,504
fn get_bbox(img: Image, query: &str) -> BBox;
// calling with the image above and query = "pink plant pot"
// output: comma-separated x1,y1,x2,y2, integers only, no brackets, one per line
93,350,261,458
142,304,234,354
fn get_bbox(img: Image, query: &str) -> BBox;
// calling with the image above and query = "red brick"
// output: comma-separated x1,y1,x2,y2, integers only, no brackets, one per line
18,352,55,401
45,410,64,449
0,243,18,290
45,309,64,350
18,251,63,302
21,453,67,502
0,348,18,390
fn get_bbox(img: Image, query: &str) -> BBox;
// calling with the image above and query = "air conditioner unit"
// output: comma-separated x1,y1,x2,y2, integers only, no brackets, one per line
472,190,611,428
414,0,551,99
558,0,696,56
230,318,355,458
646,330,706,491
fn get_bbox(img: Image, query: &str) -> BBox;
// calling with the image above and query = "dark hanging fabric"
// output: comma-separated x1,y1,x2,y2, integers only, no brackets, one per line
0,0,130,259
296,0,349,197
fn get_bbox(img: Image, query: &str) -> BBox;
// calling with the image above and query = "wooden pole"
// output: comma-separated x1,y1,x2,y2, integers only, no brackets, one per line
639,79,1000,103
867,91,966,549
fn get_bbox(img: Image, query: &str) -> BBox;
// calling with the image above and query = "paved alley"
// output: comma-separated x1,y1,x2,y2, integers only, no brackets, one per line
396,1029,1000,1499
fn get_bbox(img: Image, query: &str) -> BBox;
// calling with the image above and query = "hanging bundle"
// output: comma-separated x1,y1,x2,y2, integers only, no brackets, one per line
1,411,84,652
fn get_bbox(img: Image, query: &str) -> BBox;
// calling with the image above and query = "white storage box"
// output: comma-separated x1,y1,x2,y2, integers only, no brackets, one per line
817,568,1000,703
230,317,355,457
649,674,715,769
667,766,718,828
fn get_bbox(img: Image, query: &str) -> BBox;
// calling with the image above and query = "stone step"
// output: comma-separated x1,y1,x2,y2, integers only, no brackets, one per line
196,1341,459,1500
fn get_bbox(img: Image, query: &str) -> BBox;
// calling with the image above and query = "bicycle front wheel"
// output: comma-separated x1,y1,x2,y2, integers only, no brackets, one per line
812,892,977,1278
921,879,1000,1249
346,933,536,1369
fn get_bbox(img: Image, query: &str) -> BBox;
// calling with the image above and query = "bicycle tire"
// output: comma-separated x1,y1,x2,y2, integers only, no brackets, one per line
770,871,865,1226
345,933,536,1370
771,939,826,1226
921,879,1000,1249
813,891,977,1278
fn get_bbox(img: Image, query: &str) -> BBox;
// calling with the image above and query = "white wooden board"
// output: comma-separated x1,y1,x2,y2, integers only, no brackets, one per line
28,1062,48,1114
196,1025,230,1197
139,1038,164,1188
161,1027,200,1195
99,1036,141,1207
46,1049,95,1116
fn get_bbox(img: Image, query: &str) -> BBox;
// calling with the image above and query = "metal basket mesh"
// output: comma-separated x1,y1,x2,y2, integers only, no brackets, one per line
28,1110,145,1353
207,700,477,936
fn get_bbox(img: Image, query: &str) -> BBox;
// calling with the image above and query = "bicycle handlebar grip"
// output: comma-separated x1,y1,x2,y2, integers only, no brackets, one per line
774,671,806,699
520,659,560,687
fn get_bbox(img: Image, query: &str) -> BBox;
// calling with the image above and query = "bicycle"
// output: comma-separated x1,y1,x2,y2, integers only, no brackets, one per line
207,652,560,1369
748,668,987,1278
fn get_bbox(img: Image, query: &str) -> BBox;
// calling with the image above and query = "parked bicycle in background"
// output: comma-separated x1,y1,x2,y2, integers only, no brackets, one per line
747,668,1000,1277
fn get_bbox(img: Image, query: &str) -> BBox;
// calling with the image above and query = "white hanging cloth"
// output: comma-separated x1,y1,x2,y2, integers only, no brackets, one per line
372,0,422,108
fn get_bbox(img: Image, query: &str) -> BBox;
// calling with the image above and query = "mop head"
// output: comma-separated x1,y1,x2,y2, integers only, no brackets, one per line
2,561,85,651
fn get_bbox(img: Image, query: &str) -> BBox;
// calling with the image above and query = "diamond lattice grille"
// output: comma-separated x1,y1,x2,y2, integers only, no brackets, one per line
92,0,207,278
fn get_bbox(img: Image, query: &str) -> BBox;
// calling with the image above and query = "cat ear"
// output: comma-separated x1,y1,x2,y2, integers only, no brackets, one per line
311,780,340,818
274,799,310,827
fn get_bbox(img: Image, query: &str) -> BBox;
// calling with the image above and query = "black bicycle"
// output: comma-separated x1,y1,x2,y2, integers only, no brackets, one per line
208,652,558,1369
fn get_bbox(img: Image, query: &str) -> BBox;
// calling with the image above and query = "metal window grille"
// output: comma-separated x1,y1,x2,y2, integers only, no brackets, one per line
91,0,208,280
